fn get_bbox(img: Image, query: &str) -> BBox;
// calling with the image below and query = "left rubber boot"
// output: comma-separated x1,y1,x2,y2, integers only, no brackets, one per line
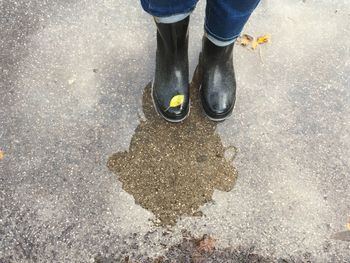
152,17,190,123
199,36,236,121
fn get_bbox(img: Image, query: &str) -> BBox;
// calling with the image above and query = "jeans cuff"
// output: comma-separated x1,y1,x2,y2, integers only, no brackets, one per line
204,25,239,47
205,32,237,47
154,11,191,24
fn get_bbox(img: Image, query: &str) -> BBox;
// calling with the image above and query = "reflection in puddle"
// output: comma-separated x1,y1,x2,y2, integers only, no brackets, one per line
108,72,237,226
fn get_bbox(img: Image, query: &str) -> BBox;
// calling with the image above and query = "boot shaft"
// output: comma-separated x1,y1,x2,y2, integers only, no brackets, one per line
155,17,190,56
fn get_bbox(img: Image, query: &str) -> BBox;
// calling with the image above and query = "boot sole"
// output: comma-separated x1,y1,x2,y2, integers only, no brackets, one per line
151,81,190,123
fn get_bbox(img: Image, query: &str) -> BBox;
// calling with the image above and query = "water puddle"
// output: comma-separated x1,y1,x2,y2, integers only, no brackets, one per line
108,71,237,226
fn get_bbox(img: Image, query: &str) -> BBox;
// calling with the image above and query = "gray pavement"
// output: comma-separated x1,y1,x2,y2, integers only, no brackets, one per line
1,0,350,262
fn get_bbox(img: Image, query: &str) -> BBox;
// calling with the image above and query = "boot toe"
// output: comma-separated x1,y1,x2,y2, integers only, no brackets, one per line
201,91,235,120
152,90,189,122
163,105,189,121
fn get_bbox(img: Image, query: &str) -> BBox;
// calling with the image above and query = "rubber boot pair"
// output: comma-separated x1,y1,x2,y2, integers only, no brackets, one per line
152,16,236,122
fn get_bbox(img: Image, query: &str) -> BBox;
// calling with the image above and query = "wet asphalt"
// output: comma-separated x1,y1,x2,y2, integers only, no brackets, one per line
1,0,350,262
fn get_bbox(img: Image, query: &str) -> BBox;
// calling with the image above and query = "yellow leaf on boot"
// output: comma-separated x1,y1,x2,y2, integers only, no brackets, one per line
169,95,185,108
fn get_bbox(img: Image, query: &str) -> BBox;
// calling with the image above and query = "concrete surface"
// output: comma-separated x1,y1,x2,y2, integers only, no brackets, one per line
1,0,350,262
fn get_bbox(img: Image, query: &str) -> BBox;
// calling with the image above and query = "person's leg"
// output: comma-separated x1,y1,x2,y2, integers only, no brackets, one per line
199,0,260,121
140,0,199,122
205,0,261,46
141,0,198,21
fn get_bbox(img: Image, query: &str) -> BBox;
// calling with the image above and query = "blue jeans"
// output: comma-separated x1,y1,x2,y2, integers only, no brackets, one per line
140,0,260,46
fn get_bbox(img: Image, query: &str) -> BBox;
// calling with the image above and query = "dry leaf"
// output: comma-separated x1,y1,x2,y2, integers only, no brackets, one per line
251,40,258,50
347,222,350,231
237,34,254,46
0,150,4,160
238,33,271,50
169,94,185,108
196,235,216,254
257,34,271,44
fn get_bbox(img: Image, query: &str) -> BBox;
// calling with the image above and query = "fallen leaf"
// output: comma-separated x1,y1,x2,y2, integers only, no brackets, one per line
0,150,4,160
196,235,216,254
237,34,254,46
347,222,350,231
251,40,258,50
257,34,271,44
238,33,271,50
169,94,185,108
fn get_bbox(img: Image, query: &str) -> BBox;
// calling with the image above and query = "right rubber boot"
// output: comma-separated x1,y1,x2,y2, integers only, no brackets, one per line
152,16,190,123
199,36,236,121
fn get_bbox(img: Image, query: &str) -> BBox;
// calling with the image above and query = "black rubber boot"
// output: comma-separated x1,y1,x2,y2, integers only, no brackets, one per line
199,37,236,121
152,17,190,123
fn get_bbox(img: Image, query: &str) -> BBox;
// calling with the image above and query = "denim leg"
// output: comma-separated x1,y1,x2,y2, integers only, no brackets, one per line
205,0,261,46
141,0,198,18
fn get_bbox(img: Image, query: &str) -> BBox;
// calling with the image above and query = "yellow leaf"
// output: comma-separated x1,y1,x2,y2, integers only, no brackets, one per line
0,150,4,160
251,40,258,50
347,222,350,231
257,34,271,44
169,95,185,108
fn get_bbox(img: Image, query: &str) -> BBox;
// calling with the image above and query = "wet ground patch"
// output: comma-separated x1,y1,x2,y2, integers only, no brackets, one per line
108,72,237,226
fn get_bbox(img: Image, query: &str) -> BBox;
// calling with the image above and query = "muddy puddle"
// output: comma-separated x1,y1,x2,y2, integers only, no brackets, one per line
108,71,238,226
